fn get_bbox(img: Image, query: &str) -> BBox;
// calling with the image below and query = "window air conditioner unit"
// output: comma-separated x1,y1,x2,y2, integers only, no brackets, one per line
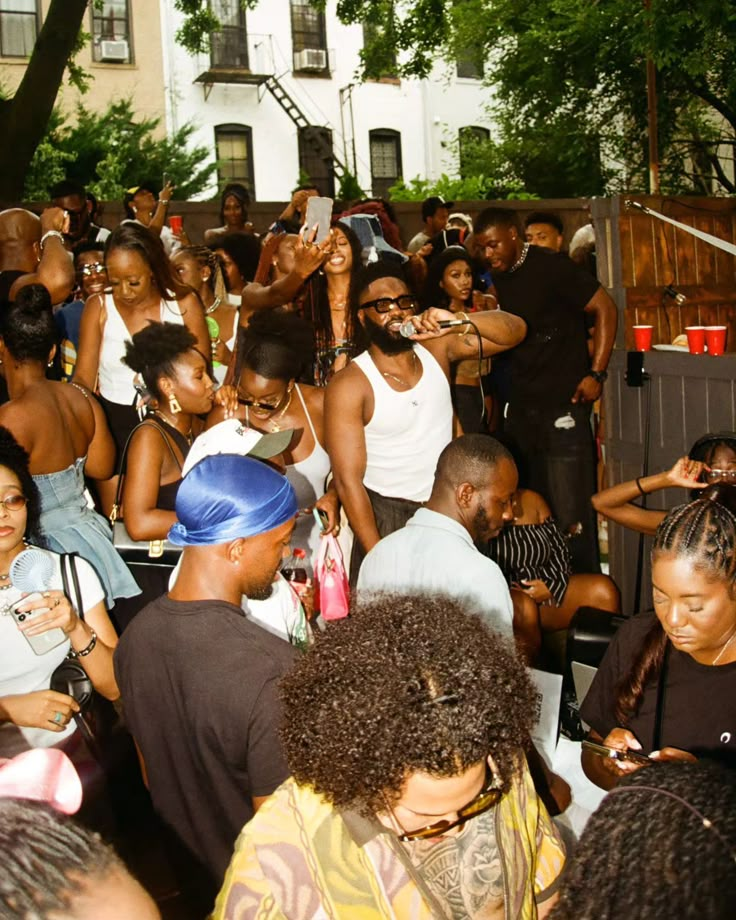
295,48,327,71
100,40,129,62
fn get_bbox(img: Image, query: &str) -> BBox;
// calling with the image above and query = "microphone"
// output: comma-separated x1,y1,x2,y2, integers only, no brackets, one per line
399,317,468,338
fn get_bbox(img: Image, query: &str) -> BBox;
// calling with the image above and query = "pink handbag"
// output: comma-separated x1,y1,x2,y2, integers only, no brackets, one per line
314,534,350,621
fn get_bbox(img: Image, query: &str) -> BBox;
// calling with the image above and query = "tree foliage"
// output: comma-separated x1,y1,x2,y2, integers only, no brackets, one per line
330,0,736,196
23,99,216,202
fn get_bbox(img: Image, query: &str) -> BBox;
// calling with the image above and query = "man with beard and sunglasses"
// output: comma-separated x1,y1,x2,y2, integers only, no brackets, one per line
325,261,526,583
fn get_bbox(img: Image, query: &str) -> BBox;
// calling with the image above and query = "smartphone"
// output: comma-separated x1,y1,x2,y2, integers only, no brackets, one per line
11,593,67,657
304,196,333,244
313,507,329,533
582,739,652,766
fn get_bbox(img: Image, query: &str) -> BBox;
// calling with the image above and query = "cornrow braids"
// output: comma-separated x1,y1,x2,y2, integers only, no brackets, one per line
179,245,227,307
615,492,736,724
0,798,122,918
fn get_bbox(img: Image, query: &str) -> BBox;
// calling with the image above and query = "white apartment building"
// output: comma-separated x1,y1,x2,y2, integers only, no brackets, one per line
161,0,494,200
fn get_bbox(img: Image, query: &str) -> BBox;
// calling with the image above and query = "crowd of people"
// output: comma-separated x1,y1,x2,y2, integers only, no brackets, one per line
0,180,734,920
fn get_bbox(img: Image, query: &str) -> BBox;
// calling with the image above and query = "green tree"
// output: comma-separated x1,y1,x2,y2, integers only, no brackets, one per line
24,99,216,202
327,0,736,196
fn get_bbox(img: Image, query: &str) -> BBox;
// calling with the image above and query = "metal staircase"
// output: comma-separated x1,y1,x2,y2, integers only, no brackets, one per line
264,75,347,183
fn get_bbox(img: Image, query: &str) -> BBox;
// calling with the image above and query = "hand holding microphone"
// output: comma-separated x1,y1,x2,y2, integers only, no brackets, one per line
400,307,472,339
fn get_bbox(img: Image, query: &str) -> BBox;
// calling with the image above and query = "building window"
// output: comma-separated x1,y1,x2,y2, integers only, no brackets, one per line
298,126,334,197
362,23,397,80
210,0,248,69
456,47,483,80
459,125,490,178
215,124,255,197
91,0,132,64
291,0,328,73
369,129,402,198
0,0,38,58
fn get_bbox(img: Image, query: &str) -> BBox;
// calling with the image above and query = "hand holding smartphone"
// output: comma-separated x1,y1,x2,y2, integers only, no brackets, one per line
11,594,67,657
582,739,652,767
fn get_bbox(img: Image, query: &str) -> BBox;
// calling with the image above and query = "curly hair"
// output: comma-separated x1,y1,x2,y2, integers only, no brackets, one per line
0,426,42,545
0,798,124,918
122,321,199,401
280,592,538,815
615,490,736,724
234,310,315,383
549,761,736,919
0,283,56,364
105,222,190,303
215,232,261,288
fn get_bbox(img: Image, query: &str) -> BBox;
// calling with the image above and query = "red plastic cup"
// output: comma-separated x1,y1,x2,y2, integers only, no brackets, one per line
705,325,727,356
169,214,183,235
633,325,653,351
685,326,706,354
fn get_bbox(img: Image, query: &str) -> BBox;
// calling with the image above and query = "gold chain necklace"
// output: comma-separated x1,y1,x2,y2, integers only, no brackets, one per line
154,410,193,445
381,350,418,388
712,629,736,665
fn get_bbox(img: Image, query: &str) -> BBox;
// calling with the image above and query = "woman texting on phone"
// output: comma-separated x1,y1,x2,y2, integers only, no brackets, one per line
581,484,736,789
0,428,118,756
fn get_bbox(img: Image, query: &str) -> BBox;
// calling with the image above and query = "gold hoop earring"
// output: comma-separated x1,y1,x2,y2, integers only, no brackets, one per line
169,393,182,414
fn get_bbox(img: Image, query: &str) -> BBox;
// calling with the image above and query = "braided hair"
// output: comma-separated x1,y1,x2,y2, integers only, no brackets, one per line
177,245,227,308
549,761,736,919
615,485,736,724
0,798,123,917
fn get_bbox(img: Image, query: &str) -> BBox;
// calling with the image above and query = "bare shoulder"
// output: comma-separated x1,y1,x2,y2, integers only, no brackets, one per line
301,383,325,413
325,360,368,402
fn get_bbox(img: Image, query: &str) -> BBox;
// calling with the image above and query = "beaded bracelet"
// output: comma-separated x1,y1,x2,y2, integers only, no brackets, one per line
40,230,64,249
68,630,97,659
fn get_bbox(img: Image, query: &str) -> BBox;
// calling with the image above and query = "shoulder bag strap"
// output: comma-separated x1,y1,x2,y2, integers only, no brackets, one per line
60,553,85,622
111,418,183,522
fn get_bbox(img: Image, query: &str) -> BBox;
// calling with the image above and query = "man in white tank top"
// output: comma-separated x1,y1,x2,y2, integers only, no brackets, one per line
325,262,527,582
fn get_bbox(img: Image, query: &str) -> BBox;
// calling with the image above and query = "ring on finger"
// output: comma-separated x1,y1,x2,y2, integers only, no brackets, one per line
53,711,64,725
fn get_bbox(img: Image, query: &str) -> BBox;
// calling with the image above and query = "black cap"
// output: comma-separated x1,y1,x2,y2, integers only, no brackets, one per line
422,196,453,220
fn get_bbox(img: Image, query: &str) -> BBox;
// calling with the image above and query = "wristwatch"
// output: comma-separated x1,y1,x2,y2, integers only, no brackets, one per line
589,369,608,384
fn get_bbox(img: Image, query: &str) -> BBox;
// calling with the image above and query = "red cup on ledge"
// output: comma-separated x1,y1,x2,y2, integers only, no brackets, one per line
169,214,183,235
685,326,706,354
633,325,653,351
705,325,727,356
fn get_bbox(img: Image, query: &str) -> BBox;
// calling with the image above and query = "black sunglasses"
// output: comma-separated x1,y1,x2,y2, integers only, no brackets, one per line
360,295,417,314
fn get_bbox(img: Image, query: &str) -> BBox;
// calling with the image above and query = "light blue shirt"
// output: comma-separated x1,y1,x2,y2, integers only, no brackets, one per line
357,507,514,638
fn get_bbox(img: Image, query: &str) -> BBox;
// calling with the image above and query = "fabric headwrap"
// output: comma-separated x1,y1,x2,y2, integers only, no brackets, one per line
169,454,297,546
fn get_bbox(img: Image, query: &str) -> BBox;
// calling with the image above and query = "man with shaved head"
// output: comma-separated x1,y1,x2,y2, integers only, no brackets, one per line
0,206,74,305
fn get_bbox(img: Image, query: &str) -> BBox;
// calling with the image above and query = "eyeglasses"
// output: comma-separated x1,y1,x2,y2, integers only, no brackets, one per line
360,295,417,314
79,262,106,276
385,763,503,842
0,494,27,513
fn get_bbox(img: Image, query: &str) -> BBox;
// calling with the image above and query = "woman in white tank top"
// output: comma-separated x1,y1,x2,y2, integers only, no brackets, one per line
73,225,210,499
207,311,338,574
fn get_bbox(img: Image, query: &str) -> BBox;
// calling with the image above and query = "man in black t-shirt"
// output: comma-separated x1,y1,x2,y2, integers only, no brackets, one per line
474,208,617,573
114,452,300,894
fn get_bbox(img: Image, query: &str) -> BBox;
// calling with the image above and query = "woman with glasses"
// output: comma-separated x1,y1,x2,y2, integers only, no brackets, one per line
0,426,119,754
0,285,139,609
209,310,337,576
214,593,565,919
591,432,736,536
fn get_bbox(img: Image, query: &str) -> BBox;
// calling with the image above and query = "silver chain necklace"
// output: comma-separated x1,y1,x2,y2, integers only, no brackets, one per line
508,242,530,273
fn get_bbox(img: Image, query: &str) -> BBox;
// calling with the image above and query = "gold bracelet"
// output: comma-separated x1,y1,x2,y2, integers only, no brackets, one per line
455,312,472,335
